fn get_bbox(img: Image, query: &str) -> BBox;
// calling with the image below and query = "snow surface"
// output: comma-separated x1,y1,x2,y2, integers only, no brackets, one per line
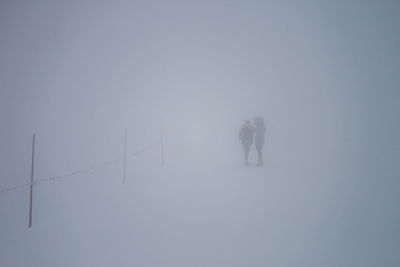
1,142,400,267
1,1,400,266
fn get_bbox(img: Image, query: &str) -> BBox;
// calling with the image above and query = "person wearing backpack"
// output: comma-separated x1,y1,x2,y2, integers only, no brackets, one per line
239,120,255,165
254,116,266,166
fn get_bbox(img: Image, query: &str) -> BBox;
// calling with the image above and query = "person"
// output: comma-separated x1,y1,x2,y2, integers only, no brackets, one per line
239,120,255,165
254,116,266,166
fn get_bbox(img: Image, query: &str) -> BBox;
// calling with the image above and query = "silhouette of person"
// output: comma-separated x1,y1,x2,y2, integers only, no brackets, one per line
239,120,255,165
254,116,266,166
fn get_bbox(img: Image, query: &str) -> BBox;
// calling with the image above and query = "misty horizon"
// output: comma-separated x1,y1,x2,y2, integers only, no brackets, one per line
1,1,400,266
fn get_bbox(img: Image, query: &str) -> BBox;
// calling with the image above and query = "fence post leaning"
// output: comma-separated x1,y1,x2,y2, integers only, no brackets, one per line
123,128,127,184
29,133,35,228
160,119,165,167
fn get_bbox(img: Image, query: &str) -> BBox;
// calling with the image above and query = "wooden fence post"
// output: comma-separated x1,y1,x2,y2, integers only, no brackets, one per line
123,128,127,184
160,119,165,167
29,133,35,228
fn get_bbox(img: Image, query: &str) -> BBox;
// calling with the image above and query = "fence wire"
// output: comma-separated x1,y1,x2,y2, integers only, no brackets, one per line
0,140,160,194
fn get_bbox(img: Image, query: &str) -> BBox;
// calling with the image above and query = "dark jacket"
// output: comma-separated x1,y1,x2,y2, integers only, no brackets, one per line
239,123,255,146
254,117,266,147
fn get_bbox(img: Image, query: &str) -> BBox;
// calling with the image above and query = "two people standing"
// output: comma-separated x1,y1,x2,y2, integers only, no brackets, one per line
239,117,266,166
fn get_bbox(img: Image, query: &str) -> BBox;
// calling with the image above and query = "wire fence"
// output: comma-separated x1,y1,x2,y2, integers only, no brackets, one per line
0,182,32,194
0,140,161,194
0,122,166,229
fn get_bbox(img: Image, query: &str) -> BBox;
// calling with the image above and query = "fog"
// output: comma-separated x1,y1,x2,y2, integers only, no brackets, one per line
1,1,400,266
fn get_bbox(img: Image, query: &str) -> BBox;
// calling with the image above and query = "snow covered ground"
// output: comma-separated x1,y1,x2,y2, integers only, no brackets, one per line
1,142,399,267
1,1,400,266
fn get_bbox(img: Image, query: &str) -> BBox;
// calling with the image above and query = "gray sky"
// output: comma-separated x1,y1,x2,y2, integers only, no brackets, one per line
1,0,400,266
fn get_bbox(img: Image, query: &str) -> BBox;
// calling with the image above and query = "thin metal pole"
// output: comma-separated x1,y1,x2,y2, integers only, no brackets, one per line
123,128,127,184
160,119,165,167
29,133,35,228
